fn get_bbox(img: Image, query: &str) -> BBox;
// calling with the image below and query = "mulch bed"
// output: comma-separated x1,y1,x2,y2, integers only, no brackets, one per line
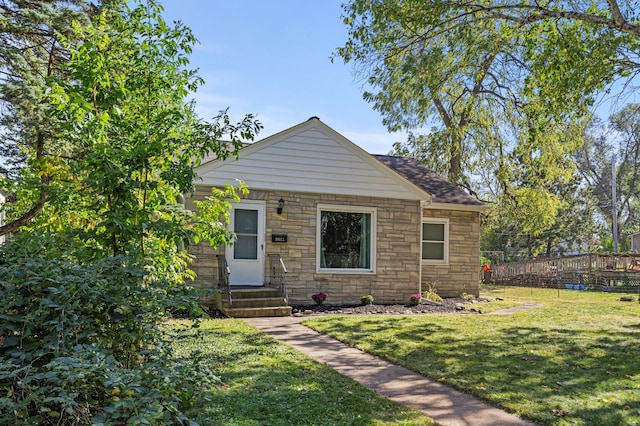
291,297,493,316
174,298,498,319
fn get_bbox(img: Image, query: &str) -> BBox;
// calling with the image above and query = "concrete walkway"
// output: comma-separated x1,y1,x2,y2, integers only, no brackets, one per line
244,316,536,426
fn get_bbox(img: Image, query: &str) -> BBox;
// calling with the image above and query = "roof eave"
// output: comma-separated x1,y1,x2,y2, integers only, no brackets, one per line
424,201,489,212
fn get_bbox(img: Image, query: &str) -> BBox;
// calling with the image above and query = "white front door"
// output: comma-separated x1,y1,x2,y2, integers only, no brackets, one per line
227,200,265,286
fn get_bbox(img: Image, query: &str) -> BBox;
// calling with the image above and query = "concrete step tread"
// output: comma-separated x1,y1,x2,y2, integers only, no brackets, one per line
226,296,286,302
227,288,283,299
223,297,288,309
229,287,281,291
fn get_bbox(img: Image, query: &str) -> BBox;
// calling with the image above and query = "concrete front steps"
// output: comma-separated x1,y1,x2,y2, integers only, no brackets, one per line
217,287,292,318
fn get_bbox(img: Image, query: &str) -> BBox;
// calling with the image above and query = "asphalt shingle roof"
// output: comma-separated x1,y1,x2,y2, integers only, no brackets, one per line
374,155,484,207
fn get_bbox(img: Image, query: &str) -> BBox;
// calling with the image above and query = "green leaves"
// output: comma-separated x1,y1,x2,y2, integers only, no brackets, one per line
1,1,261,424
577,105,640,245
0,231,211,424
41,0,262,264
340,0,632,239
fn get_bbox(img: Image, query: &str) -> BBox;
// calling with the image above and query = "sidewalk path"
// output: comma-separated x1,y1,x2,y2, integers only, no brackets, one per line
244,317,536,426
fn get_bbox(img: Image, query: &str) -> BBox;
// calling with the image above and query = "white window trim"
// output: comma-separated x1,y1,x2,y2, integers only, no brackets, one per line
316,204,376,274
421,218,449,265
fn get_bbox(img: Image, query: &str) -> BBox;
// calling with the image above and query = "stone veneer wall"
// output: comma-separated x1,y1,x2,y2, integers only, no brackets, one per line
421,209,481,297
186,186,422,305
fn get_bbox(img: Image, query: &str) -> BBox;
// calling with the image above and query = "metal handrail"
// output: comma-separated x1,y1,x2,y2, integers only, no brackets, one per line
216,254,232,307
268,254,288,304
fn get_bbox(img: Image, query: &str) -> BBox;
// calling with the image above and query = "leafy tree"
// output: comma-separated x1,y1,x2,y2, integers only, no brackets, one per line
0,1,261,423
452,0,640,112
482,180,599,259
0,0,119,235
336,0,588,236
576,104,640,248
340,1,639,109
337,0,523,187
46,1,259,260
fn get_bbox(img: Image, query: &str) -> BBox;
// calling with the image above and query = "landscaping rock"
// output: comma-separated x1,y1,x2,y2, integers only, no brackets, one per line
292,297,483,316
421,298,444,306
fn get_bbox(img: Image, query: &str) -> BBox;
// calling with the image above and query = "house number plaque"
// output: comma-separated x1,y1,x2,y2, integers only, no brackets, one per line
272,234,288,243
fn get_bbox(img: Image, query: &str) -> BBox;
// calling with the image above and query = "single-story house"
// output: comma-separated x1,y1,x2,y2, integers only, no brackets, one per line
185,117,486,308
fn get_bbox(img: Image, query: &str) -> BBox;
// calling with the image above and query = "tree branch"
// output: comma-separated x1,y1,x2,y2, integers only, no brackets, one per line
452,1,640,37
0,191,47,236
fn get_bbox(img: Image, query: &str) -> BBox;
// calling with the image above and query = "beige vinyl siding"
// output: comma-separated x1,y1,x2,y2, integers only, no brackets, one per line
195,122,430,200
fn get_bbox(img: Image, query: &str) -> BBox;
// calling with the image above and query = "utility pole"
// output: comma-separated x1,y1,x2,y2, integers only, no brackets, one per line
612,155,619,253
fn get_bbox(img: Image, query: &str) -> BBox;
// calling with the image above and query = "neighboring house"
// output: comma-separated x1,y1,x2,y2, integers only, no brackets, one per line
186,117,486,306
631,232,640,254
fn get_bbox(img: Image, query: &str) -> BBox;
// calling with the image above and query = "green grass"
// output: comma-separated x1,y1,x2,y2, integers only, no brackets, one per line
303,287,640,426
169,319,436,425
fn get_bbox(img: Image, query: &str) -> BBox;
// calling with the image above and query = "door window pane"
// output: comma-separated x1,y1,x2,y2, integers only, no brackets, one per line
235,235,258,259
235,209,258,234
234,209,258,259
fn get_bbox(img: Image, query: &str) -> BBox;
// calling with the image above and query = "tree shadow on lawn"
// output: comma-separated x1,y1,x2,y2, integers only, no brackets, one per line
306,316,459,348
173,320,434,426
311,317,640,425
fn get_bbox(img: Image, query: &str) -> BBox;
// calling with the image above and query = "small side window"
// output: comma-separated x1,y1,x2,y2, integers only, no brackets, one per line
422,220,448,264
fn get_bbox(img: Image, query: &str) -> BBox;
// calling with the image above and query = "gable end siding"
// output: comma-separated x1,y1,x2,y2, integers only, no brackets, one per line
195,123,430,201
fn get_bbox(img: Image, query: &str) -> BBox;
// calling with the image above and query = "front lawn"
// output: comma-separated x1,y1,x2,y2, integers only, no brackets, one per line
169,319,436,425
303,287,640,426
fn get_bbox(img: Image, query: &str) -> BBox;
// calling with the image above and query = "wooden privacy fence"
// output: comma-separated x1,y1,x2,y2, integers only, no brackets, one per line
491,253,640,292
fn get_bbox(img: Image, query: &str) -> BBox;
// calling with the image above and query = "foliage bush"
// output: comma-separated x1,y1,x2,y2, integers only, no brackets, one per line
460,292,475,301
360,294,374,305
311,292,327,305
0,1,260,423
0,232,213,425
409,293,422,306
422,283,443,302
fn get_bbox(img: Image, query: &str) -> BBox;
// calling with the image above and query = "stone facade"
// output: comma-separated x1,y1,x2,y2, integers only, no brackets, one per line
421,208,481,297
187,186,423,305
186,187,481,304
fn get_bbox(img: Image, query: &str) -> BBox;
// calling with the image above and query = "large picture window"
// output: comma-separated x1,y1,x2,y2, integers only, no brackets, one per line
317,205,376,273
422,219,449,264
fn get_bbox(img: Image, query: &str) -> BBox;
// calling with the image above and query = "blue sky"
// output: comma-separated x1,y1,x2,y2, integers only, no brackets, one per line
161,0,405,155
159,1,638,155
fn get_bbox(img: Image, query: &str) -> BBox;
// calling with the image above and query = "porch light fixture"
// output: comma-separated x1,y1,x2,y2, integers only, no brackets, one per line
277,197,285,215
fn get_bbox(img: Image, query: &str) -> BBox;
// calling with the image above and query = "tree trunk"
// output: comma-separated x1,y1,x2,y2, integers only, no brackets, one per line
449,136,462,183
0,130,49,237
